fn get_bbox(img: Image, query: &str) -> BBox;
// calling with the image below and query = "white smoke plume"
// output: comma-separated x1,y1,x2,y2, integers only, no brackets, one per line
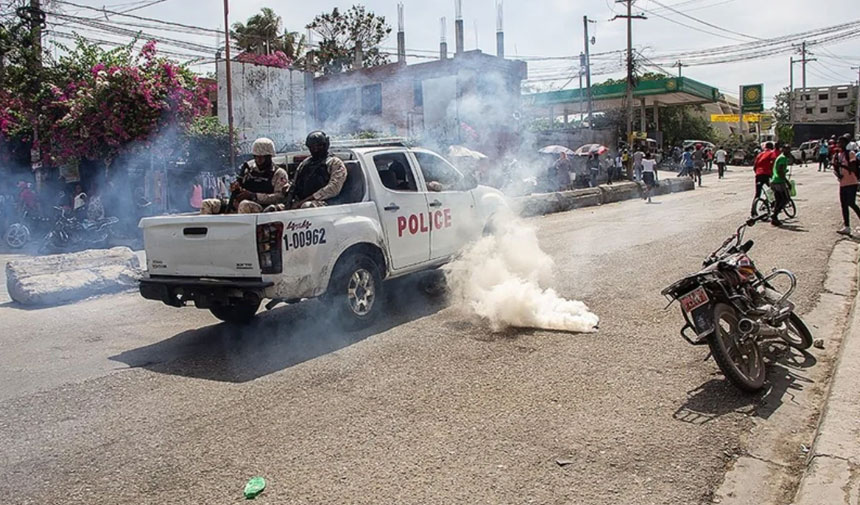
443,211,599,333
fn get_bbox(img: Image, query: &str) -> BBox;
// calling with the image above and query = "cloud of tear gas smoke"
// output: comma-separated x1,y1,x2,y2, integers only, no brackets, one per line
443,209,599,333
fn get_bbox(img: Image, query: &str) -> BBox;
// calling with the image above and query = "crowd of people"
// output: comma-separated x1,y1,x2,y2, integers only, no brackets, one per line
750,134,859,234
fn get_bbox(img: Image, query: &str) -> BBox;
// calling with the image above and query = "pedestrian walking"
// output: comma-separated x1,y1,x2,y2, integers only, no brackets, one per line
641,152,658,203
818,140,830,172
832,134,860,235
705,148,714,171
752,142,777,216
588,152,600,188
608,152,621,185
715,146,728,179
691,144,704,187
632,146,645,182
554,152,573,191
679,146,694,178
770,144,792,227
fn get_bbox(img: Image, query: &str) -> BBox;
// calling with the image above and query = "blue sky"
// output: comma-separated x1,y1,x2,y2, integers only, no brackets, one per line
46,0,860,106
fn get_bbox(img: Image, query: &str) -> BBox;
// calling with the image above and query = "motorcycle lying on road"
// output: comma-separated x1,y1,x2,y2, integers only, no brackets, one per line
40,207,119,254
662,214,812,392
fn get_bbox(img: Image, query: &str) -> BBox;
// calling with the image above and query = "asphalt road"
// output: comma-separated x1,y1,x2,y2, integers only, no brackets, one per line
0,165,850,504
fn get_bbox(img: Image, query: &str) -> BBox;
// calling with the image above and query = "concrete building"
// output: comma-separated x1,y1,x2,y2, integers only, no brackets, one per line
310,49,527,156
791,84,858,124
216,60,313,153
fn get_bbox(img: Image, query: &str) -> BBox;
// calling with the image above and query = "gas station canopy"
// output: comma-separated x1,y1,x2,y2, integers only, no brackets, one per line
524,76,722,114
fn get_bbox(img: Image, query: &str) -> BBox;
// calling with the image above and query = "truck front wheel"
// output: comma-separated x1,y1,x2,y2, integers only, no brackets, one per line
326,253,383,330
209,299,260,324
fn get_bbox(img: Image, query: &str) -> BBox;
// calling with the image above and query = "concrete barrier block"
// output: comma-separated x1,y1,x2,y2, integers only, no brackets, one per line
5,247,142,306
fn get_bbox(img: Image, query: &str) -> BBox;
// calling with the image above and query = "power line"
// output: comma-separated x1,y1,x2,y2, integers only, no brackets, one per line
53,0,220,35
648,0,762,41
640,6,751,43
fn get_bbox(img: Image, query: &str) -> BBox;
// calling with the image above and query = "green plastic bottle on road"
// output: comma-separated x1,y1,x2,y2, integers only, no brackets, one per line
244,476,266,499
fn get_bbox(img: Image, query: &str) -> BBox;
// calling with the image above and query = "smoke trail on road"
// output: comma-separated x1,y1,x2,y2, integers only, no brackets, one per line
443,211,599,333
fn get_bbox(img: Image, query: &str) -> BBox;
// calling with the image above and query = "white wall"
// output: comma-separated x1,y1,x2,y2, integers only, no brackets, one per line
217,61,309,152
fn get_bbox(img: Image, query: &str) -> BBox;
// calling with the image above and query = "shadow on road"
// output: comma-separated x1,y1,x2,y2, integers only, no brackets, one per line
673,343,817,424
109,272,447,383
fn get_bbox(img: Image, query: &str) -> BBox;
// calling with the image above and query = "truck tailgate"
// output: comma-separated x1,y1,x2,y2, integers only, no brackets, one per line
141,214,261,277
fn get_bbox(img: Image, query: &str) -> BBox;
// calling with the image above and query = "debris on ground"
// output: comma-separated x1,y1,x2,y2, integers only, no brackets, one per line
555,458,574,467
244,476,266,499
813,339,825,349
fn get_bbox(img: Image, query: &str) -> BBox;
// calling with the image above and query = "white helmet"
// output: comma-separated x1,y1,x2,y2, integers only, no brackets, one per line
251,137,276,157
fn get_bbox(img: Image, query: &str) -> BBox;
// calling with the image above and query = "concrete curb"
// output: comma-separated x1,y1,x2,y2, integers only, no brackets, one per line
792,244,860,505
5,246,142,307
513,176,695,218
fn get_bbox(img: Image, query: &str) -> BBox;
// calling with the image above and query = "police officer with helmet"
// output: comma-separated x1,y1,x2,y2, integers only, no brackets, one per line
282,131,346,210
200,137,288,214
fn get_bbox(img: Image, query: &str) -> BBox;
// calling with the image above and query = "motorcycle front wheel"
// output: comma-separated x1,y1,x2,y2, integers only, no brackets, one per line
781,312,813,350
5,223,30,248
707,303,766,392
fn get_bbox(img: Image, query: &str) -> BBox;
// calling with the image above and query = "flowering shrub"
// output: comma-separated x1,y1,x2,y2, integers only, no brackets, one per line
236,50,292,68
0,38,213,167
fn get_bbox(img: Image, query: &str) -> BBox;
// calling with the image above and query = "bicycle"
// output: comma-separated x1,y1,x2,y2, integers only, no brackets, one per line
753,182,796,220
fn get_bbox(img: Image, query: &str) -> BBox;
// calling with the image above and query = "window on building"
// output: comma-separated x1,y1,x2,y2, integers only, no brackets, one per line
373,152,418,192
361,84,382,115
317,88,358,123
820,107,828,114
806,108,813,114
837,106,845,113
413,81,423,107
838,92,848,99
803,94,811,100
819,93,828,100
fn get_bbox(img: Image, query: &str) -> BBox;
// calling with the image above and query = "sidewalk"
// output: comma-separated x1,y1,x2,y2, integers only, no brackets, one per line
793,247,860,505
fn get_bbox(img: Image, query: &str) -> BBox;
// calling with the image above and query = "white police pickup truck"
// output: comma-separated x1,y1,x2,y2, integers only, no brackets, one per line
139,140,506,327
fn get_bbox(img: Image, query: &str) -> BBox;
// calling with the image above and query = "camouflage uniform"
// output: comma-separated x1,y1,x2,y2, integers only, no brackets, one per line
200,159,288,215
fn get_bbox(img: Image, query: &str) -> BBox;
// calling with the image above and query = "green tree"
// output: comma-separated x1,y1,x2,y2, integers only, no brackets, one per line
231,7,306,63
307,5,391,75
773,87,791,125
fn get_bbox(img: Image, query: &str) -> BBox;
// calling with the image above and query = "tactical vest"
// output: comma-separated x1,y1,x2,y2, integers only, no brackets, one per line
239,161,275,194
294,156,334,200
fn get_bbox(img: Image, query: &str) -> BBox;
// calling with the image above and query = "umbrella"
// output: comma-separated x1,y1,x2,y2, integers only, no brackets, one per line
539,145,575,155
448,145,488,159
573,144,609,156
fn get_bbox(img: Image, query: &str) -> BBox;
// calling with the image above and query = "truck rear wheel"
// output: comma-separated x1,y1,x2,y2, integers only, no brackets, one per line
326,253,383,330
209,299,260,324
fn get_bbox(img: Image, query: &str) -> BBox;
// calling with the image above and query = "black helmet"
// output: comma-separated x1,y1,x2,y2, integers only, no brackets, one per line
840,133,853,143
305,131,330,151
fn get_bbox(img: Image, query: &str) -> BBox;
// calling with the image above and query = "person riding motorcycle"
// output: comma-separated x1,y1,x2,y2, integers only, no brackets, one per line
200,138,288,215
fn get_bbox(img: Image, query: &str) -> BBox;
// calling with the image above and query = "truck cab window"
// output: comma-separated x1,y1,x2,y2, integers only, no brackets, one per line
374,153,418,192
413,152,464,191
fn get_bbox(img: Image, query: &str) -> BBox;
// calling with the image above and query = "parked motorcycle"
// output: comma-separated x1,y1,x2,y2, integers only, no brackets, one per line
40,207,119,254
4,211,51,249
661,215,812,392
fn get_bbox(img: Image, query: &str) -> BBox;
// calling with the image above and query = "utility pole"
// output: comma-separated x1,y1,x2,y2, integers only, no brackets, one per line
790,57,796,124
612,0,646,178
853,66,860,139
674,60,684,77
583,15,595,130
222,0,235,168
795,41,816,89
18,0,45,185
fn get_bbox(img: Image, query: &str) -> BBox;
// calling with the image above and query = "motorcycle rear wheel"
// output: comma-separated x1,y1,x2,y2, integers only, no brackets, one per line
780,312,813,350
707,303,766,392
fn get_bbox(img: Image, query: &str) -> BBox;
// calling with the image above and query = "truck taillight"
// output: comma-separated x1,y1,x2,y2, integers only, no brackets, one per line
256,222,283,274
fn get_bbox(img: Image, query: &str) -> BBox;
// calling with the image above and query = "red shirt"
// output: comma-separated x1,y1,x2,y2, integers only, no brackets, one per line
754,149,777,176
